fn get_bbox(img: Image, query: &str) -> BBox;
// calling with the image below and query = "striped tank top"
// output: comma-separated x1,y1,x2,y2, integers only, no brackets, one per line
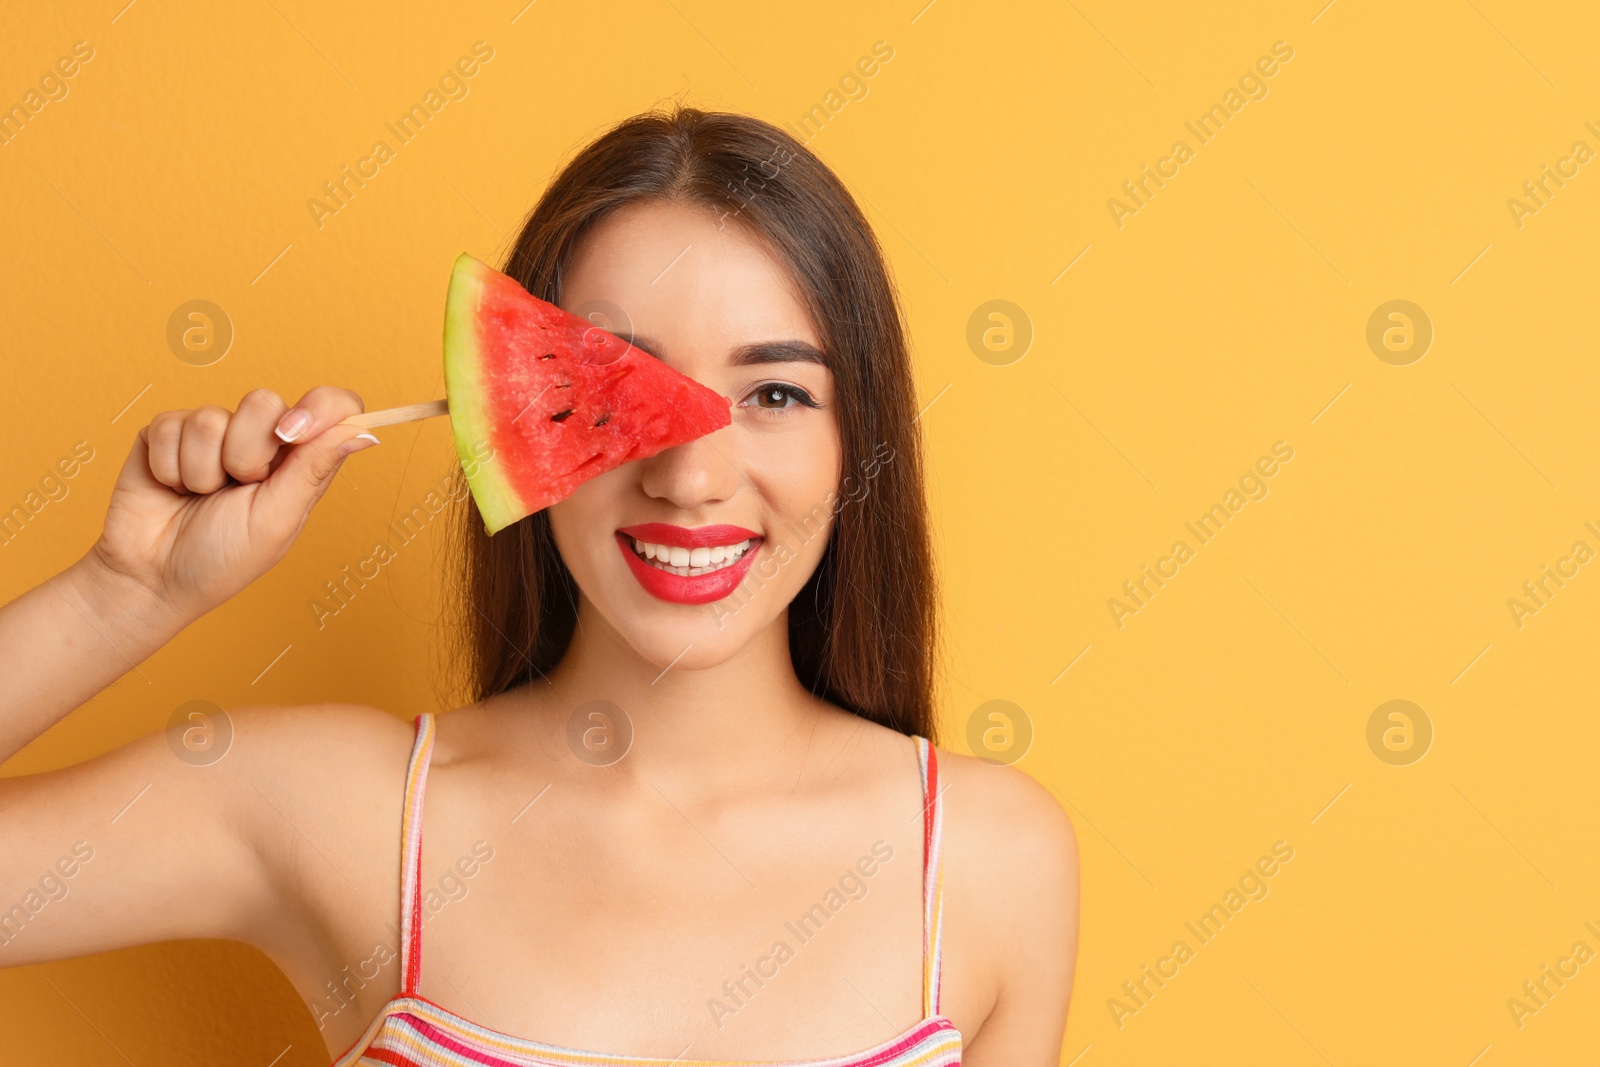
331,712,963,1066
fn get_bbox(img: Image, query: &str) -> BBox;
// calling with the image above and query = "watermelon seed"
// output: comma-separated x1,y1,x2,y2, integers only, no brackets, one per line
593,412,611,427
551,409,575,422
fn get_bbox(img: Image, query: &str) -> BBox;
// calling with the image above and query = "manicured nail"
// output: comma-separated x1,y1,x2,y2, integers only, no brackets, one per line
275,409,312,442
339,432,380,457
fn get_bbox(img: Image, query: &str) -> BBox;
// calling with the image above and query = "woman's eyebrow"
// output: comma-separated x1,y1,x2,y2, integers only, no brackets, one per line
622,336,827,366
731,340,828,366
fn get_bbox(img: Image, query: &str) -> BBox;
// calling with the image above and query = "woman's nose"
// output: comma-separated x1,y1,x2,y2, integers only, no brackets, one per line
637,430,742,510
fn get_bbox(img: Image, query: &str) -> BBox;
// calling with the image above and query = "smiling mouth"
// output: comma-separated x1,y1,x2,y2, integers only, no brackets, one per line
628,537,756,577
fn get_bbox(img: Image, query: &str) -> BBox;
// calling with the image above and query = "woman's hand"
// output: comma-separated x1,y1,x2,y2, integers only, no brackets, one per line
89,386,378,624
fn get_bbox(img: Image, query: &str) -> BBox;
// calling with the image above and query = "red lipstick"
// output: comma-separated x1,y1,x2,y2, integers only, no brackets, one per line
617,523,759,548
615,524,763,605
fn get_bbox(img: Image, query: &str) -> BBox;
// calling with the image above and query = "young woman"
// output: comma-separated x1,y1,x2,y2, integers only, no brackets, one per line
0,108,1077,1065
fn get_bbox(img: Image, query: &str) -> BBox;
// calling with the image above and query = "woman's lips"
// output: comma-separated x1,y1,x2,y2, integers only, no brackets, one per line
615,526,763,605
617,523,760,548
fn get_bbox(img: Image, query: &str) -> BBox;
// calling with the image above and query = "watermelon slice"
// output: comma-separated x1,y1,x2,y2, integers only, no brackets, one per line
443,254,731,534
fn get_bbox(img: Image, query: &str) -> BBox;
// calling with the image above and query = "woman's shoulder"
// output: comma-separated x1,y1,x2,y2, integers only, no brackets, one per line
164,702,423,942
219,701,420,821
228,699,418,763
933,745,1080,1025
933,745,1079,886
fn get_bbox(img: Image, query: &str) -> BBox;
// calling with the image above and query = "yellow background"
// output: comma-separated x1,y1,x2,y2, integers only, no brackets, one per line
3,0,1598,1063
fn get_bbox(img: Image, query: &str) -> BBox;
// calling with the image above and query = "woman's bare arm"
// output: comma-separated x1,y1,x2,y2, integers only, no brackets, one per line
0,698,412,980
0,549,185,764
0,386,384,968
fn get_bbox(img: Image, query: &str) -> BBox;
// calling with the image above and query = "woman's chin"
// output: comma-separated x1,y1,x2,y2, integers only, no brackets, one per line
564,543,799,677
586,584,777,675
606,624,748,676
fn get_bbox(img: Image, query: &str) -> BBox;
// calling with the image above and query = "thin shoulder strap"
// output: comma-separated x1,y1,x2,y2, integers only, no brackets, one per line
398,712,436,997
917,735,947,1018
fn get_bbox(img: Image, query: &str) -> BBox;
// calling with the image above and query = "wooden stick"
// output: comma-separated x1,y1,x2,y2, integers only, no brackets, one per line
343,399,449,430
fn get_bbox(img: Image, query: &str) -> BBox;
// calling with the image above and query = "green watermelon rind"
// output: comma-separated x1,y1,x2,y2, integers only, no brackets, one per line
443,254,525,535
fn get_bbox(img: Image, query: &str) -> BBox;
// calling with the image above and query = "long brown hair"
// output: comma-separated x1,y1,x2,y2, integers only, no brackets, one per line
448,105,937,740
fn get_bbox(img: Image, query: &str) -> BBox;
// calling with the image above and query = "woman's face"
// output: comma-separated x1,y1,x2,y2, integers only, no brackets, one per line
547,200,842,671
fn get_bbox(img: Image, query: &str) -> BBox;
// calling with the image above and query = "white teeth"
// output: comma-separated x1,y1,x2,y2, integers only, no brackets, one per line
629,536,757,576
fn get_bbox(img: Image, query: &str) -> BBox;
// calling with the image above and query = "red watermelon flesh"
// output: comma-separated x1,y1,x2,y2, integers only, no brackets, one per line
443,254,732,534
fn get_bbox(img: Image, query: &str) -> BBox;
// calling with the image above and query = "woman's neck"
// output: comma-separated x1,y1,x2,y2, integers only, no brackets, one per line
535,598,829,790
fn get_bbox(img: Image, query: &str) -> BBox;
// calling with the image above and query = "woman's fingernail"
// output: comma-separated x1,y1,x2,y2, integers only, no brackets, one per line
339,432,380,457
275,409,313,442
